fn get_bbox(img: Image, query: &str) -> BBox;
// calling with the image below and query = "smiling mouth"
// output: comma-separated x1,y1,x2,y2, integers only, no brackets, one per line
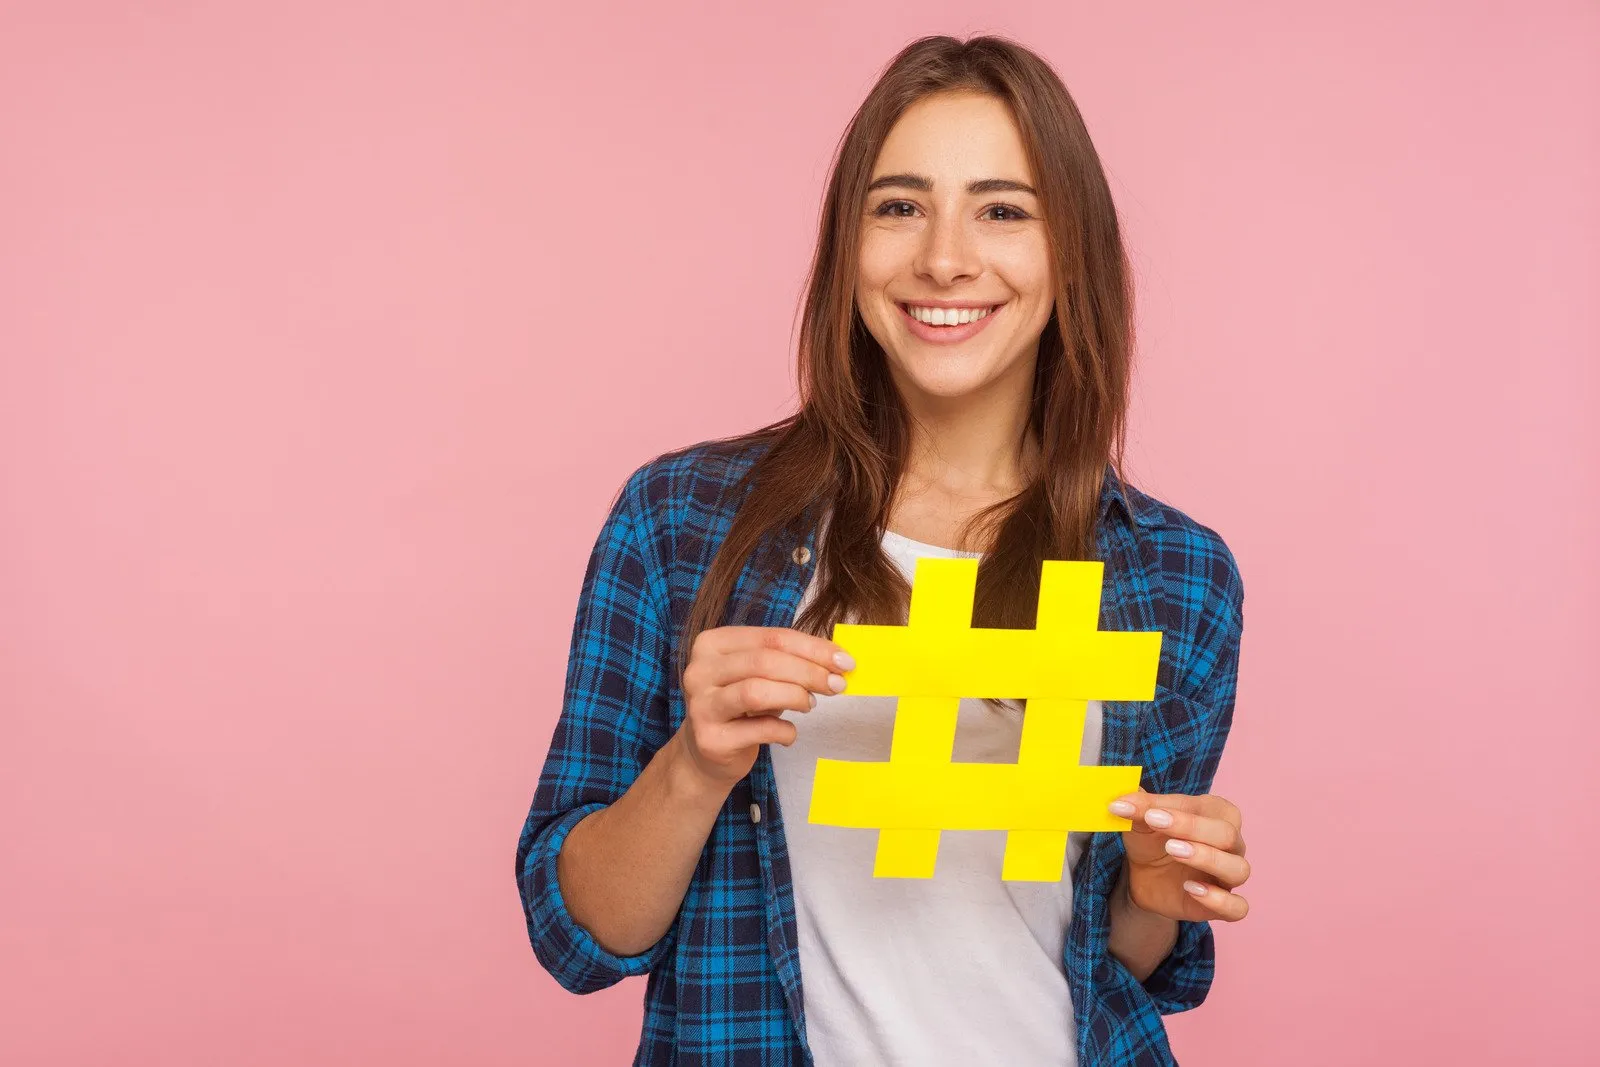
898,303,1002,327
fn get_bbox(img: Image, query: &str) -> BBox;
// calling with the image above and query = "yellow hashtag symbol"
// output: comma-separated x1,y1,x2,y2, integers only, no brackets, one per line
808,557,1162,881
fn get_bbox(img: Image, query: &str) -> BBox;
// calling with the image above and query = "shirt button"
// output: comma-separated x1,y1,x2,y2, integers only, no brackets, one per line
792,545,811,566
749,802,762,824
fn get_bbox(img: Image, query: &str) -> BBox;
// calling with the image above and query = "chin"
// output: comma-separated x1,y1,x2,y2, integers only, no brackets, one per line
893,362,997,400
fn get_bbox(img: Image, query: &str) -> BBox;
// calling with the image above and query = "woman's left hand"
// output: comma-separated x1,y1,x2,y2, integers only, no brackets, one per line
1109,792,1251,923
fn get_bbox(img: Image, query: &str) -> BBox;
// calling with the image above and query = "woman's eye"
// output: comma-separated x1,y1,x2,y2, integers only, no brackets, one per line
871,201,1032,220
983,203,1032,222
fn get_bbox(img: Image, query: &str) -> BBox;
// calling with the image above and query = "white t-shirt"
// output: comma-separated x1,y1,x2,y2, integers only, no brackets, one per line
769,529,1105,1066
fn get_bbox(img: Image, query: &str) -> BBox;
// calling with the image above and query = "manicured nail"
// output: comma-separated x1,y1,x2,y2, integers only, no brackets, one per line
1183,881,1209,897
1109,800,1136,817
828,673,846,693
834,651,856,671
1165,839,1194,858
1144,808,1174,829
808,693,817,709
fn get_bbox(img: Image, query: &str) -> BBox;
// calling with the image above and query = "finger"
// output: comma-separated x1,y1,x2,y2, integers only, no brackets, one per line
1109,791,1156,832
1140,807,1244,855
1109,793,1244,853
1182,880,1249,922
1109,791,1180,836
698,626,854,675
1161,840,1251,889
1140,792,1242,827
712,677,817,722
700,644,846,698
1112,791,1238,821
719,714,798,749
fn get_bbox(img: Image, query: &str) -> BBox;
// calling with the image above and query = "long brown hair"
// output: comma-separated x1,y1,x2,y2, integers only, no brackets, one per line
678,34,1136,678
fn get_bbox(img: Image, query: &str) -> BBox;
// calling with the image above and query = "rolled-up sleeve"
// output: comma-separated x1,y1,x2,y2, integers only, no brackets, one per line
1138,534,1245,1015
514,463,677,993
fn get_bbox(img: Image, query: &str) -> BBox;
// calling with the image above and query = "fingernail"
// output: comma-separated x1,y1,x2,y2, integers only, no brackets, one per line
1144,808,1174,829
828,673,846,693
1184,881,1209,896
1109,800,1136,817
808,693,817,709
1165,839,1194,858
833,651,856,671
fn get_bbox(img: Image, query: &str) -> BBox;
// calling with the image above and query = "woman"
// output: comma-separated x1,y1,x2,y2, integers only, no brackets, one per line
517,34,1250,1067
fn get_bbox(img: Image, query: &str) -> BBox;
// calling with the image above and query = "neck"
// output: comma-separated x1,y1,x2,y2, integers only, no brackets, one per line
898,373,1039,498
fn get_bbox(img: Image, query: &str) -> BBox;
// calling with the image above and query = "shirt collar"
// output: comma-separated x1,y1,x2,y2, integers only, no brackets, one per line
1099,464,1163,528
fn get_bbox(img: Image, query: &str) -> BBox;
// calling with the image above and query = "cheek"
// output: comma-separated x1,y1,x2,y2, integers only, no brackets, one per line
856,239,894,295
992,240,1054,301
857,225,922,292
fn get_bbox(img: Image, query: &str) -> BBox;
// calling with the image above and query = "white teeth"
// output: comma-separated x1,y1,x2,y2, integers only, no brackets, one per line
906,305,993,326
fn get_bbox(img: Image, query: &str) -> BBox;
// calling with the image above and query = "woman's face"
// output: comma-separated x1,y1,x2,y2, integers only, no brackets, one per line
856,91,1055,407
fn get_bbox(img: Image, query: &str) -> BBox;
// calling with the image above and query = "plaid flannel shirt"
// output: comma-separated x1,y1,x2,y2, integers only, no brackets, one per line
516,435,1244,1066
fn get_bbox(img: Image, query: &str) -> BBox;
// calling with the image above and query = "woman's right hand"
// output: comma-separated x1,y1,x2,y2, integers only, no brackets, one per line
676,626,854,792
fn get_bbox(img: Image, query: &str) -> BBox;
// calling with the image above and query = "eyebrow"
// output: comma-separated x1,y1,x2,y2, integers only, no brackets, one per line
865,173,1038,196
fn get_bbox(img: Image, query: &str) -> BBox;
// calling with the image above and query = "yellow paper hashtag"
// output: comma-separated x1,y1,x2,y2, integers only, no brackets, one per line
808,557,1162,881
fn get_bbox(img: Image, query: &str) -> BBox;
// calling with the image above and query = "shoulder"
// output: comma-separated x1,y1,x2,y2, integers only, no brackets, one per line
1117,478,1244,655
609,428,779,533
598,428,789,605
1121,481,1243,600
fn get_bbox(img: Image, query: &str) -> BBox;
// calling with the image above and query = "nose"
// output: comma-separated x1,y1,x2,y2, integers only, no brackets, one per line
913,211,980,288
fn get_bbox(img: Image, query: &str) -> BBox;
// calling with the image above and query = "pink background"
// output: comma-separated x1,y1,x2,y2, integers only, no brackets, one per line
3,2,1596,1064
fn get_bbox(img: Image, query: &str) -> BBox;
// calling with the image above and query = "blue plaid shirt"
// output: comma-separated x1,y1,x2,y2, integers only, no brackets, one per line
516,436,1244,1066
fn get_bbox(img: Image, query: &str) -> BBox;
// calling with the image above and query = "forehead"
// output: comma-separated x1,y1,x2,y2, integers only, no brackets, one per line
872,92,1034,184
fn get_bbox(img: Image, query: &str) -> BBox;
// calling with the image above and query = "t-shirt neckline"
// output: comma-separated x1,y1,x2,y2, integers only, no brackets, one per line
881,527,983,558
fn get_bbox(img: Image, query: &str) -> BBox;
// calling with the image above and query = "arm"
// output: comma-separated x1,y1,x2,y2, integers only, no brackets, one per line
515,465,843,990
1107,860,1181,982
514,465,687,992
557,732,730,956
564,620,847,957
1107,532,1245,1009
